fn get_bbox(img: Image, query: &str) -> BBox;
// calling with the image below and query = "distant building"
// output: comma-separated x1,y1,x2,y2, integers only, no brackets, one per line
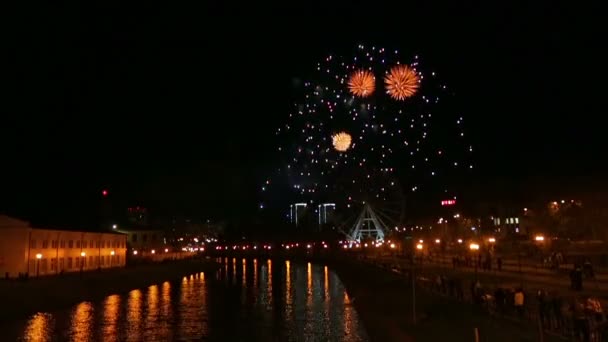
116,226,166,254
0,215,127,279
127,206,148,226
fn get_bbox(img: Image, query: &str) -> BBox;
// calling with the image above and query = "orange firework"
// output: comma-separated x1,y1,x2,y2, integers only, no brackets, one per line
384,65,419,100
332,132,352,152
348,70,375,97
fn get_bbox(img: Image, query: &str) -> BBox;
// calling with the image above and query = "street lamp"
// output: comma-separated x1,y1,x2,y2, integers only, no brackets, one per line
110,250,115,267
133,250,138,255
80,252,86,274
488,237,496,243
36,253,42,277
412,242,424,324
469,243,480,278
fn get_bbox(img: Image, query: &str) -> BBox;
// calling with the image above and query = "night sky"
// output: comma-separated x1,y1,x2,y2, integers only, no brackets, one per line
3,2,605,227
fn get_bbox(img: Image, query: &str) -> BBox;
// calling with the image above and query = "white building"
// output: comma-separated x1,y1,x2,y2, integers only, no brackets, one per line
0,215,127,278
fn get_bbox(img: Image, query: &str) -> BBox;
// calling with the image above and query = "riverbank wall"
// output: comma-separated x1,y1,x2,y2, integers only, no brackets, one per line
0,257,218,321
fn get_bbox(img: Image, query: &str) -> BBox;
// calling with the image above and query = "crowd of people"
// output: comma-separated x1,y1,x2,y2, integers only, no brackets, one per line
428,273,606,341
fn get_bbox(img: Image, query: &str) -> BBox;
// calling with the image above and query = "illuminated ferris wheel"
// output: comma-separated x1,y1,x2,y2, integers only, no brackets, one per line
330,167,406,242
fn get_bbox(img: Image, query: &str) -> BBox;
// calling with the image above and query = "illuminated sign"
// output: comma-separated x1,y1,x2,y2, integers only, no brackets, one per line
441,200,456,206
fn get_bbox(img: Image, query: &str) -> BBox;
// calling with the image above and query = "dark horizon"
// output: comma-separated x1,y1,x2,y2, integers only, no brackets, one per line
3,2,604,228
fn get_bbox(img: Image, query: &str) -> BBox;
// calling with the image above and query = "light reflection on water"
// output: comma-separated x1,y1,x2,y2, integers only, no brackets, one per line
12,259,367,341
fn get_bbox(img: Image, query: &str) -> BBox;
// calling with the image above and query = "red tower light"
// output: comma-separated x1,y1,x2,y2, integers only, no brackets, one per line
102,189,109,197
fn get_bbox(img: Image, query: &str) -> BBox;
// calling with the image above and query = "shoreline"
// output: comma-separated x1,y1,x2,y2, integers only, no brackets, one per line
0,257,219,321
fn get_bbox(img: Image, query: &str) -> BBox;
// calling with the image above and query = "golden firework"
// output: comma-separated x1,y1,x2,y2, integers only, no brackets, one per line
332,132,352,152
384,65,419,100
348,70,375,97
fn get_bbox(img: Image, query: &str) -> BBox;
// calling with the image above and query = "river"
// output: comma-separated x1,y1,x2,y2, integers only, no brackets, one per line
4,258,369,341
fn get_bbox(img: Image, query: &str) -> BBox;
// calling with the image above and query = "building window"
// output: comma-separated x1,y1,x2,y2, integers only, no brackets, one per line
143,234,147,242
101,241,105,248
515,217,519,224
59,258,64,271
51,240,57,249
82,241,87,248
106,255,110,265
41,259,48,272
76,241,81,248
95,256,100,266
30,240,37,248
51,258,57,271
60,240,65,248
68,240,73,248
132,234,138,242
67,257,73,269
90,240,94,248
42,240,49,248
89,256,93,266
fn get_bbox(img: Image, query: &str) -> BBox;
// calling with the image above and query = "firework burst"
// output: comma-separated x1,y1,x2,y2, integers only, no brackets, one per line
262,45,472,222
332,132,352,152
384,64,419,100
348,70,375,97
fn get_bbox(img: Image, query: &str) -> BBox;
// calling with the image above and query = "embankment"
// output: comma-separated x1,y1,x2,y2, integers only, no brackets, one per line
331,259,562,342
0,258,218,321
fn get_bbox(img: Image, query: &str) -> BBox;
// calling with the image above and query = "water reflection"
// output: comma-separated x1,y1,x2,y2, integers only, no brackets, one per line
253,259,258,289
102,295,120,341
69,302,93,341
126,289,142,340
23,313,53,342
11,261,367,342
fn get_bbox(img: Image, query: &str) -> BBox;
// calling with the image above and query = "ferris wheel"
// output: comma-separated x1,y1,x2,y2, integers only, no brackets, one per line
329,167,406,242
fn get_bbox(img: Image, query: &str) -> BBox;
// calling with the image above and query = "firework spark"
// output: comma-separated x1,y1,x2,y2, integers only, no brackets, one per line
332,132,352,152
385,65,419,100
348,70,375,97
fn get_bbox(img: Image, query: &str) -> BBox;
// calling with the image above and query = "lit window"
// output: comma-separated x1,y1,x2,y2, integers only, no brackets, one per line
515,217,519,224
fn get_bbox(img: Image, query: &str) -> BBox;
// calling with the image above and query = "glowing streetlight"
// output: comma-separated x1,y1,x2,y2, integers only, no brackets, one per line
469,243,480,251
112,224,117,229
488,237,496,243
416,243,423,250
390,243,396,249
80,252,86,274
133,250,138,255
307,244,312,249
535,235,545,242
35,253,43,277
434,239,440,244
110,250,115,256
457,239,463,244
418,239,424,243
164,248,169,253
151,249,156,254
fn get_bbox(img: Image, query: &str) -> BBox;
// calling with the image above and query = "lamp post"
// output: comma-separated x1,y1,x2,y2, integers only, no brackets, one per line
469,243,480,278
80,251,86,275
413,243,424,324
110,250,115,267
35,253,42,277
